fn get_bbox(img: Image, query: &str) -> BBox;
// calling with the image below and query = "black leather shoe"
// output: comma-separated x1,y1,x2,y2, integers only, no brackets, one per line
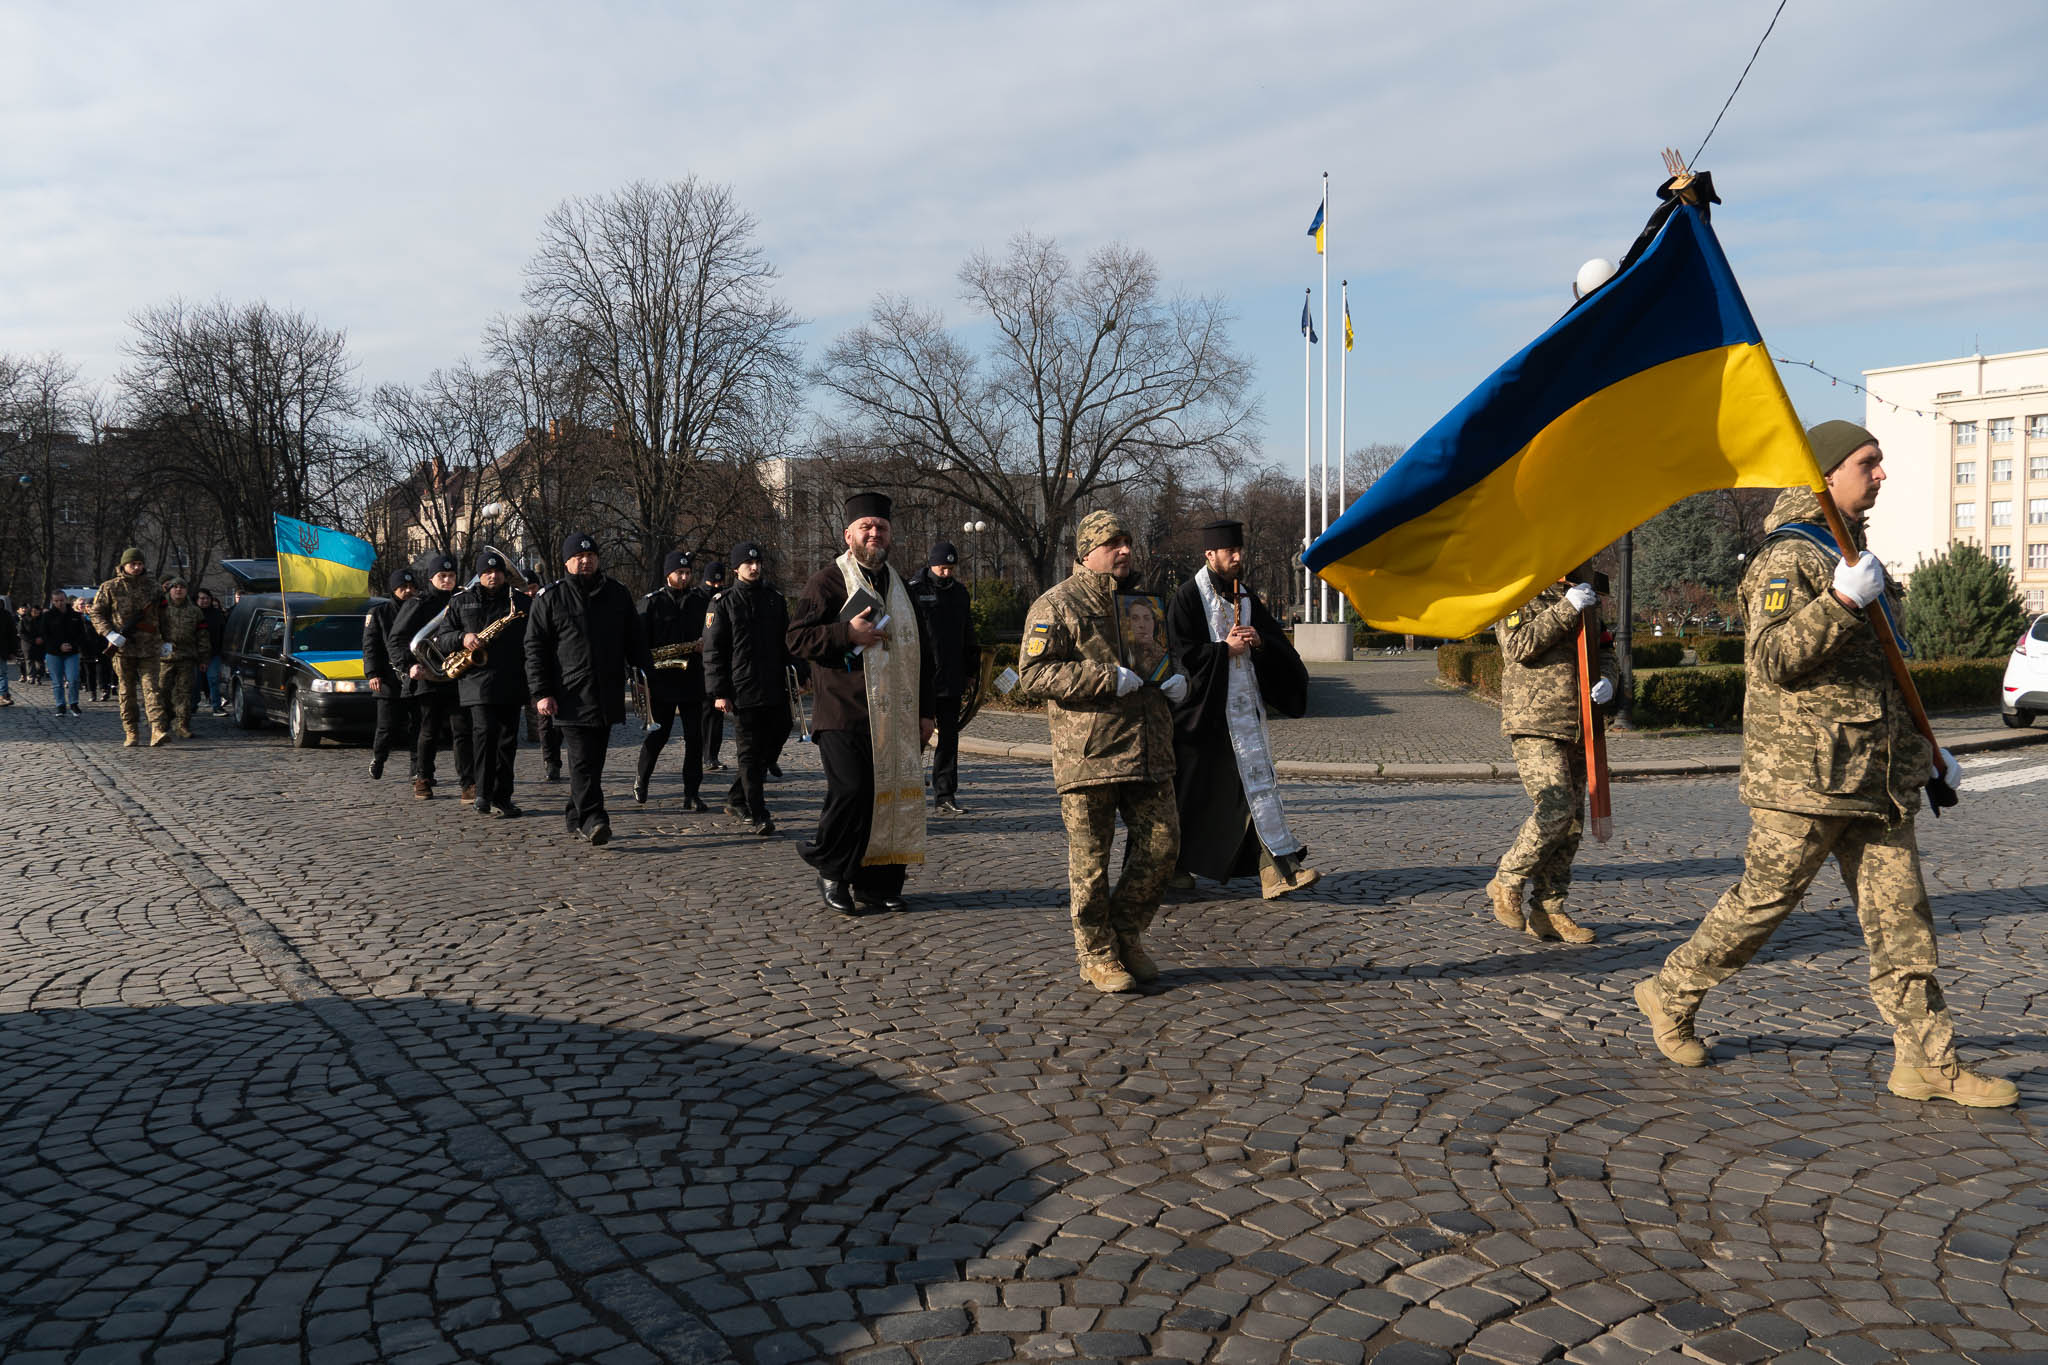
853,891,888,914
474,800,492,817
586,821,612,847
496,803,522,819
632,775,648,804
751,819,775,838
545,764,562,782
820,877,856,914
934,799,967,815
882,894,908,912
369,756,385,779
685,795,709,813
767,762,782,779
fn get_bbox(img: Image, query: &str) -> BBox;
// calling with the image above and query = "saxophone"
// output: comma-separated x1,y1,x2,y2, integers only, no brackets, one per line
442,603,524,680
650,640,699,671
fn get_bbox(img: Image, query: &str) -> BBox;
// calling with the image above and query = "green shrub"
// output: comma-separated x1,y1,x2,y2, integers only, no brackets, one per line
1630,641,1684,669
1633,665,1745,729
1468,649,1503,699
1697,635,1744,665
1436,643,1491,688
970,579,1029,643
1901,542,2028,660
1906,657,2006,710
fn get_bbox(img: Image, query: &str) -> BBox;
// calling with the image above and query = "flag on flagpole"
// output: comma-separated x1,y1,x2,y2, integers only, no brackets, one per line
1300,294,1318,344
1304,201,1820,637
1343,298,1354,353
274,513,375,598
1305,200,1326,254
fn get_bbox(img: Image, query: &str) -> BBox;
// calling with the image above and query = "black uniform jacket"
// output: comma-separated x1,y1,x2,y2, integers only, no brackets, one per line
786,562,935,733
436,583,530,707
907,568,980,699
362,599,402,688
391,588,454,698
704,578,796,710
523,573,651,728
639,584,709,702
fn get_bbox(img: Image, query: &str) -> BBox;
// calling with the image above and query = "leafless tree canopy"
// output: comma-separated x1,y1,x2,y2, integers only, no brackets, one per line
816,233,1260,593
120,298,367,557
521,178,803,582
369,362,520,571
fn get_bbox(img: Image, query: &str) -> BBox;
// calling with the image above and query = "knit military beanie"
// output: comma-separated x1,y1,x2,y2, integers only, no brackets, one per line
1807,420,1878,475
119,547,144,566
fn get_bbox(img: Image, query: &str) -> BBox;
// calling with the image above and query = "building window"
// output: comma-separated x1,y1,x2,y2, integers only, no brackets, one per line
2032,498,2048,525
1993,458,2013,481
2030,416,2048,439
1956,502,1977,528
1991,543,2012,568
2033,456,2048,480
1956,461,1977,485
2029,589,2045,612
1955,421,1978,446
1992,500,2014,527
1990,418,2015,442
2031,543,2048,571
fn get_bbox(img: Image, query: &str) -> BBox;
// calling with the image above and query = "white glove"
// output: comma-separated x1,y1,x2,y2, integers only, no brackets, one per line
1832,551,1886,608
1564,583,1598,612
159,642,174,659
1939,747,1961,788
1113,665,1142,697
105,632,126,648
1160,673,1189,704
1589,677,1614,705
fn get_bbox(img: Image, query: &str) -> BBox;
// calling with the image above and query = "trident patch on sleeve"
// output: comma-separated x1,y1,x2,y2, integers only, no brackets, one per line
1760,578,1791,615
1025,621,1052,657
1503,611,1522,629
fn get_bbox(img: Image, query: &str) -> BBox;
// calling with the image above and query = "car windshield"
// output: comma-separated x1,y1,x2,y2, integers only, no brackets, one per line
291,615,365,652
2032,616,2048,643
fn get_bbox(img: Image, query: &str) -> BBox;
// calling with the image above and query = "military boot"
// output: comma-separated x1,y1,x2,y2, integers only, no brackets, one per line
1525,902,1595,944
149,730,169,747
1259,853,1321,900
1117,932,1160,984
1485,878,1524,930
1888,1059,2018,1108
176,722,194,739
1079,956,1137,994
123,728,139,748
1633,977,1707,1068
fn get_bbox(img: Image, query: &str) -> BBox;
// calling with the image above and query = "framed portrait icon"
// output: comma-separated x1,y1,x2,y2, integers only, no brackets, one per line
1114,592,1173,684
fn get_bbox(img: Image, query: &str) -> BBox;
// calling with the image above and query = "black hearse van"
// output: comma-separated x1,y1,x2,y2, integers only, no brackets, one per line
221,592,384,747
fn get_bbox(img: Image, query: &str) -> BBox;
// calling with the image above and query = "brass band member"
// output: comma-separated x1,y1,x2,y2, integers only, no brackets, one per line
634,549,711,809
363,567,418,780
436,549,529,818
703,540,794,836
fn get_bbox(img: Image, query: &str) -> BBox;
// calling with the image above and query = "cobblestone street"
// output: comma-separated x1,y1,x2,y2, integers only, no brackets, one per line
3,705,2045,1365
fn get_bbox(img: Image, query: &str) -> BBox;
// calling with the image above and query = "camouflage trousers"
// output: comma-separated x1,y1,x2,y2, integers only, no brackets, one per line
1652,807,1954,1068
1060,779,1179,965
1496,736,1585,910
112,654,166,738
160,662,196,729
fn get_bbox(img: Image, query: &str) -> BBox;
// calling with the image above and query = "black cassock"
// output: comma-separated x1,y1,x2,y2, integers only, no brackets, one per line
1166,568,1310,881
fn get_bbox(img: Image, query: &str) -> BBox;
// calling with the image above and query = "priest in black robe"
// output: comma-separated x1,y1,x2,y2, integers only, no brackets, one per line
1165,520,1319,899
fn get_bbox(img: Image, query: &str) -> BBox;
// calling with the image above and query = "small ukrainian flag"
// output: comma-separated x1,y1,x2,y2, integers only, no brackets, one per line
1305,200,1326,254
274,513,375,598
1300,295,1317,344
1343,298,1354,353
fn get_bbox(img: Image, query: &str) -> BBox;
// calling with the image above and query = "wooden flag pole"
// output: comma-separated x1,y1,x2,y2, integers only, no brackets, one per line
1576,604,1613,842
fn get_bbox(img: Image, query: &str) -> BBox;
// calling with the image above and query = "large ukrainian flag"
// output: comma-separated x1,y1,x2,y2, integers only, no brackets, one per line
274,513,374,598
1304,203,1820,638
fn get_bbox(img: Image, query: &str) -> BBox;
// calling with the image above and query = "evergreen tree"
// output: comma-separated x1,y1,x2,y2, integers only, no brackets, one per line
1633,492,1745,608
1900,542,2028,660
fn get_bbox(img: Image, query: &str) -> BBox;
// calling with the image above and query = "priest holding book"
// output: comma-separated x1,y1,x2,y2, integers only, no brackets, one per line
786,492,936,914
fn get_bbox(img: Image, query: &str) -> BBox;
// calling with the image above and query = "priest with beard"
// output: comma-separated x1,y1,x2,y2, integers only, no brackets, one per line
1165,519,1319,899
786,492,936,914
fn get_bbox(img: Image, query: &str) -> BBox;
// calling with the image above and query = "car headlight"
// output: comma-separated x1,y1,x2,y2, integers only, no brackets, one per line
309,678,334,693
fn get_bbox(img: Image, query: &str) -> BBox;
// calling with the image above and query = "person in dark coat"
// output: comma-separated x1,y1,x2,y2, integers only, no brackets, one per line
1165,520,1317,898
786,493,937,914
391,551,475,801
437,549,530,818
363,568,418,780
699,560,729,770
703,540,795,835
524,532,652,846
908,541,981,815
195,588,229,714
37,589,87,714
634,549,711,809
0,603,15,705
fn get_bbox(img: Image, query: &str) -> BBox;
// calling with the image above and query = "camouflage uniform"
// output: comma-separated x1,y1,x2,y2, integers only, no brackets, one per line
89,561,167,743
1491,584,1615,935
1018,514,1181,987
1647,486,1954,1068
159,592,203,736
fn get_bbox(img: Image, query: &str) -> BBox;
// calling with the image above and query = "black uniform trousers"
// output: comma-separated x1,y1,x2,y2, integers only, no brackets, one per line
413,686,474,790
470,701,521,808
373,691,416,772
726,703,792,821
703,705,726,766
930,693,962,803
800,728,907,897
559,724,612,833
637,689,704,794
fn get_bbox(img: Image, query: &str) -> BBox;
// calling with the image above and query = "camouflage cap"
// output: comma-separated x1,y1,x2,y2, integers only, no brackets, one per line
1075,510,1129,561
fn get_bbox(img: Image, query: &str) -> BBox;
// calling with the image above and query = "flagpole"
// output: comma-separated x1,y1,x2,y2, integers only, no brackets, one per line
1302,287,1313,623
1338,279,1349,624
1318,172,1330,624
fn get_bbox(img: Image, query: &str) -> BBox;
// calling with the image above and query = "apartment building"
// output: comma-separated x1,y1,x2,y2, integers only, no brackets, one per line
1862,347,2048,613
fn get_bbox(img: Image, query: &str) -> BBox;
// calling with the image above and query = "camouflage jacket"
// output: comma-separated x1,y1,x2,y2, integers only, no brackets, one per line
1737,486,1931,820
88,572,163,658
1497,584,1616,742
159,600,203,663
1017,564,1177,793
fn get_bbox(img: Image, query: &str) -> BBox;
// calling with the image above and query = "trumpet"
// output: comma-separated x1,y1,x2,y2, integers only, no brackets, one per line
630,667,660,733
786,664,811,743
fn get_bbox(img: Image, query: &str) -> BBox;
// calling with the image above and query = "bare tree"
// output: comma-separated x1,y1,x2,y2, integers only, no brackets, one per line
482,312,616,580
520,179,803,584
1346,440,1407,496
369,362,519,570
0,352,89,598
817,233,1260,593
120,298,367,556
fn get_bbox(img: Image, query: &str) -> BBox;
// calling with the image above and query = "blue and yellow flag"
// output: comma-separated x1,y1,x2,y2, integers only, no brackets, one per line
1343,298,1354,353
1304,203,1821,637
1300,294,1317,344
274,513,374,598
1305,200,1326,254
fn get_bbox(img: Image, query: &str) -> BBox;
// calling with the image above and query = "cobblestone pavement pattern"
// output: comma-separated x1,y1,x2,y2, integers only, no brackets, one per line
966,659,2020,769
3,702,2045,1365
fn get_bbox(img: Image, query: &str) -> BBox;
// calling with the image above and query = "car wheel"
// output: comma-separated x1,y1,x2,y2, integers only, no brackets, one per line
232,678,262,730
288,690,320,748
2003,709,2035,729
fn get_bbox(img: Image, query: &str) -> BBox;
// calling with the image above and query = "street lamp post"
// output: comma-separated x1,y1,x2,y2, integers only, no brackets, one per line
961,520,988,585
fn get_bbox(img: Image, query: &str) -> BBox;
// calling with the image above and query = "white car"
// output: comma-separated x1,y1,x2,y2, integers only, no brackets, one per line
2002,613,2048,728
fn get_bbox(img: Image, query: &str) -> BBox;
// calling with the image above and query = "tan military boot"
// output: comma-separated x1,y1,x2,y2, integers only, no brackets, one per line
1260,854,1321,900
1117,933,1160,984
1485,878,1524,930
1079,956,1137,993
1633,977,1707,1068
149,731,169,747
1888,1059,2018,1108
177,722,194,738
1525,902,1595,943
123,730,139,747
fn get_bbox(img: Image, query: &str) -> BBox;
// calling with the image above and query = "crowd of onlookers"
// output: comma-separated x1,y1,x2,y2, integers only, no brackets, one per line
1,590,229,714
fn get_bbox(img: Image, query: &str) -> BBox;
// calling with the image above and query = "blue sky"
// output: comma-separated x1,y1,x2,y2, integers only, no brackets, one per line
5,0,2044,477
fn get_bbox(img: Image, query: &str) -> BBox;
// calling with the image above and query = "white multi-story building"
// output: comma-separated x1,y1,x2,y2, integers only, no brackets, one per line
1862,347,2048,612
